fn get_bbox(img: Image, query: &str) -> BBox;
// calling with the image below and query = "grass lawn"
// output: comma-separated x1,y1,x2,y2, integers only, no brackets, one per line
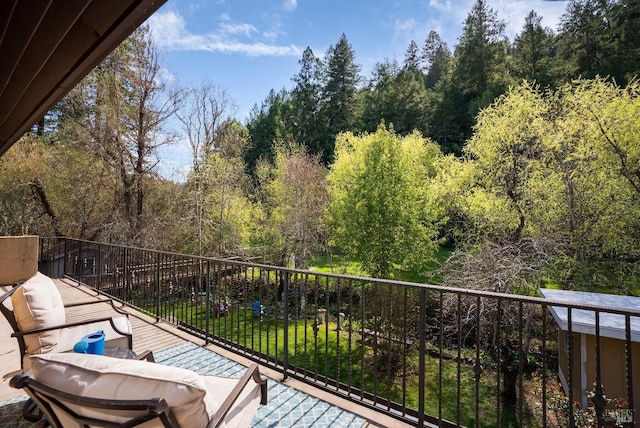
310,246,454,283
156,301,531,427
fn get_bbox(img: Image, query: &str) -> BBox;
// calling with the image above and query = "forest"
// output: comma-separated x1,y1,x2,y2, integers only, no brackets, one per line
1,0,640,295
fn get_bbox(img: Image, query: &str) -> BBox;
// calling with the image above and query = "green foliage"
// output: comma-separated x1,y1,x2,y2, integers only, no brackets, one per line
360,59,432,137
245,89,293,174
319,34,361,164
0,132,121,239
511,11,556,88
466,82,548,241
553,0,640,85
422,30,452,89
327,124,443,278
6,1,640,296
290,47,324,156
556,0,611,81
440,78,640,291
0,136,56,235
256,143,328,267
454,0,510,97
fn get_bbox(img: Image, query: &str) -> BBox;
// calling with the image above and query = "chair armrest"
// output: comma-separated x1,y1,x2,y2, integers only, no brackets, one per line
135,350,156,362
207,363,267,428
0,284,19,304
11,316,131,339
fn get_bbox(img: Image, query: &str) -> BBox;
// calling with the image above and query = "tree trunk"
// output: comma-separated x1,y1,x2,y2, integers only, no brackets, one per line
30,179,62,236
501,344,518,405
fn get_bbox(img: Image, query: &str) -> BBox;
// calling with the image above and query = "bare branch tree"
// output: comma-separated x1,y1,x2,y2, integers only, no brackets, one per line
432,237,561,403
176,81,236,255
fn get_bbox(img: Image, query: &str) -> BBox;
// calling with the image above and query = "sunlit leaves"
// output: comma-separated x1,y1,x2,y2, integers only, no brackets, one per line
451,78,640,289
328,124,442,278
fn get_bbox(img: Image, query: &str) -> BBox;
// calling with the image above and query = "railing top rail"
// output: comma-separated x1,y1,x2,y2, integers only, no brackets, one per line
43,236,640,317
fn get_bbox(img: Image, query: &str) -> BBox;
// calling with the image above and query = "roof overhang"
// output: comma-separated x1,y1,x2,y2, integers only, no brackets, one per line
540,288,640,342
0,0,167,157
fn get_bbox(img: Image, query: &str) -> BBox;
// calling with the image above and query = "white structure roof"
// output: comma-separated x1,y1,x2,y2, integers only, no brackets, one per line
540,288,640,342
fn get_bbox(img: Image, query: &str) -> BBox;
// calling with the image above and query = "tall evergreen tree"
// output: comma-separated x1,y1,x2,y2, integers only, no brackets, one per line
290,47,323,156
512,10,556,87
445,0,512,152
404,40,421,71
604,0,640,84
555,0,610,80
422,31,452,89
453,0,510,98
245,89,292,175
319,34,361,164
361,59,399,133
361,59,430,136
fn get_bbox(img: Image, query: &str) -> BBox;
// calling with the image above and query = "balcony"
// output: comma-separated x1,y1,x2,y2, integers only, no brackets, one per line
2,236,639,427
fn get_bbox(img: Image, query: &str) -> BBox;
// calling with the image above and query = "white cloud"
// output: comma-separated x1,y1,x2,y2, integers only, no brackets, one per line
395,17,417,33
283,0,297,11
428,0,452,11
263,24,284,43
490,0,568,37
148,10,188,46
148,10,302,57
220,22,258,37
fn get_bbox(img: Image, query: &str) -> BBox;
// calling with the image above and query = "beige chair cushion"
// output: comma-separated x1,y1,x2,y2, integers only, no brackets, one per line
30,353,218,427
12,272,65,354
201,374,262,428
20,316,134,371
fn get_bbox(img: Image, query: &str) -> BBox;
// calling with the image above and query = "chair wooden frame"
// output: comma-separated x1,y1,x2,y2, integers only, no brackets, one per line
11,363,268,428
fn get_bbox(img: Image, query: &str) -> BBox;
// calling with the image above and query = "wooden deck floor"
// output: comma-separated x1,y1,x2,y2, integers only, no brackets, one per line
57,278,196,355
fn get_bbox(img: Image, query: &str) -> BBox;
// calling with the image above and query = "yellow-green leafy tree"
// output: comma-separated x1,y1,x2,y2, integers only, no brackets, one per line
539,78,640,290
442,78,640,292
327,124,443,278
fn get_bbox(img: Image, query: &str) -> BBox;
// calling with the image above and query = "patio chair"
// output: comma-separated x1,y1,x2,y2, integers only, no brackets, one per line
10,352,268,428
214,299,230,317
252,301,265,317
1,271,147,421
0,272,136,371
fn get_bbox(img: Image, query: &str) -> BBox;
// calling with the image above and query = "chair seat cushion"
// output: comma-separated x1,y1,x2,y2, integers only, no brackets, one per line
12,272,65,354
30,353,218,427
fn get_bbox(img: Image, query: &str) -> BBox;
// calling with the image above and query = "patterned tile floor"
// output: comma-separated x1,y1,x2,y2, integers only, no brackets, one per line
0,342,367,427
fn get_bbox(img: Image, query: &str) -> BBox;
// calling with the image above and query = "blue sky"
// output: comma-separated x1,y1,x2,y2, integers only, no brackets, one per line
148,0,569,179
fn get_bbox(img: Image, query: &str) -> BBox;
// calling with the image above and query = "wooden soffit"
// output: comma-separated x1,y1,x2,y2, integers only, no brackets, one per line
0,0,167,157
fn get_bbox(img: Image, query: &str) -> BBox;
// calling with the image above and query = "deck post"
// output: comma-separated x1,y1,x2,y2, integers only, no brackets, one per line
418,288,426,427
205,260,211,345
283,270,290,381
155,253,161,322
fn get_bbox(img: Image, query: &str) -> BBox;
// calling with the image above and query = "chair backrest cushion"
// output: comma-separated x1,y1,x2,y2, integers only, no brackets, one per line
30,353,218,427
12,272,65,354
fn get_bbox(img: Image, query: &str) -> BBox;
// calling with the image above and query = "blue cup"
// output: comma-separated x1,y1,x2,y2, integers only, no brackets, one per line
73,330,105,355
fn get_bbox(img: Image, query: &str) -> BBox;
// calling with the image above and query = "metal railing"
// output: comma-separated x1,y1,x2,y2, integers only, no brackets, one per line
38,237,639,428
